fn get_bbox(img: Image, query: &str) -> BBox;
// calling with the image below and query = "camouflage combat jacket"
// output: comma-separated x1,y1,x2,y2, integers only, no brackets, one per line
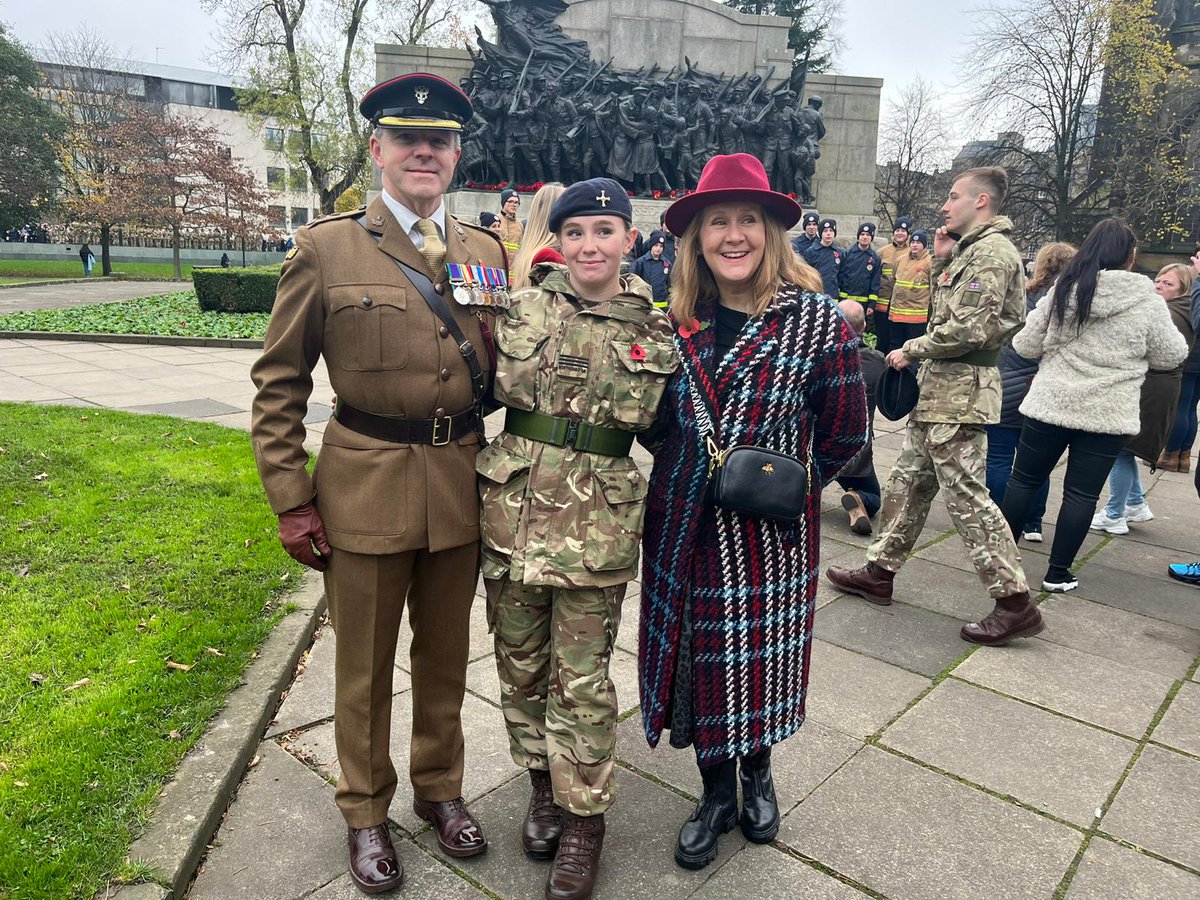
901,216,1026,425
477,266,679,590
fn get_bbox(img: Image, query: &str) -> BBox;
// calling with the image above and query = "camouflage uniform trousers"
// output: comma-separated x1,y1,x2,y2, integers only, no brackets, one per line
489,576,626,816
866,420,1029,598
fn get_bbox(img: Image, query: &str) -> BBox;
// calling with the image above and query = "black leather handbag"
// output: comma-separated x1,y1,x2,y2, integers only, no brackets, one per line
688,372,810,523
707,443,808,522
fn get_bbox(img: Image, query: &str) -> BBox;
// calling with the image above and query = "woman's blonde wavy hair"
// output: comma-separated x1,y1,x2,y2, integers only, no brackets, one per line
669,205,823,324
509,182,566,290
1026,241,1076,295
1155,262,1195,300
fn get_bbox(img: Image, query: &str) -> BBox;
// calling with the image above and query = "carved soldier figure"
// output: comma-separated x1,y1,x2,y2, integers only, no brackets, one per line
792,95,827,204
680,83,715,188
504,70,542,185
541,80,581,183
716,85,747,156
761,90,797,193
652,82,686,190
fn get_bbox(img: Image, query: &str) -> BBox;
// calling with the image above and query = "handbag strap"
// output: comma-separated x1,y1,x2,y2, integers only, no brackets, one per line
355,215,485,408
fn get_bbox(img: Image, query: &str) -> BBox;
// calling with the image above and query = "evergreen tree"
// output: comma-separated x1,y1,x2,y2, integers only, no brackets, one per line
0,27,65,231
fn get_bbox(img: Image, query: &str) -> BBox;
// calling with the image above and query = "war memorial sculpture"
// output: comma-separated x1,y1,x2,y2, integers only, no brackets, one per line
455,0,828,200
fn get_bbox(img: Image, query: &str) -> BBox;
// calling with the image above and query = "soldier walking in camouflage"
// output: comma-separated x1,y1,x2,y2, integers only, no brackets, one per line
827,166,1046,646
477,178,678,900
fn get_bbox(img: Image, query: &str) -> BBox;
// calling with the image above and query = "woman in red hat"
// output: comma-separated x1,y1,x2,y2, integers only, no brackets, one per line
637,154,867,869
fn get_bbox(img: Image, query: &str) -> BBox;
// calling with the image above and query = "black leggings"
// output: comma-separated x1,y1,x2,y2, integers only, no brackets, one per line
1001,417,1126,580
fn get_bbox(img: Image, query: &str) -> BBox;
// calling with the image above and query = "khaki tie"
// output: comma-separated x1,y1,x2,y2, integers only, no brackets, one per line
414,218,446,274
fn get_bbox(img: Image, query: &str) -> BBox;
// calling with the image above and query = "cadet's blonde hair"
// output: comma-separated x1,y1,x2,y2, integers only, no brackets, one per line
510,182,565,290
670,206,823,324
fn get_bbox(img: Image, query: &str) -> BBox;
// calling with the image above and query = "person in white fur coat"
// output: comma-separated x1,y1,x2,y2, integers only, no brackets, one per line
999,218,1188,592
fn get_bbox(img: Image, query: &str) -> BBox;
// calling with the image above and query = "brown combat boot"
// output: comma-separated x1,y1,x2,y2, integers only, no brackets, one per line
1154,450,1180,471
1179,450,1191,474
545,811,605,900
524,768,562,860
960,591,1045,646
841,490,873,535
826,562,895,605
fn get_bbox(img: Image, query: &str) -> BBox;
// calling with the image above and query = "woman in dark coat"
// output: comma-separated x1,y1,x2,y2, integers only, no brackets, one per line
637,154,867,870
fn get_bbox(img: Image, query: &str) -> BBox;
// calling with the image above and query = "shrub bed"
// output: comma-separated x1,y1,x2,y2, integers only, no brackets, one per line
193,266,281,313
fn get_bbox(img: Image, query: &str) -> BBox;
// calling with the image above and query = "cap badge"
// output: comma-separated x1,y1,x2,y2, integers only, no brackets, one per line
414,85,429,104
596,190,611,208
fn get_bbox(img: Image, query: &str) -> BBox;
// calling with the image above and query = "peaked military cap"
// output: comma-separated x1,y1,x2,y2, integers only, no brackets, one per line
857,223,876,237
359,73,471,131
893,216,914,232
820,218,838,233
548,178,632,233
803,212,821,228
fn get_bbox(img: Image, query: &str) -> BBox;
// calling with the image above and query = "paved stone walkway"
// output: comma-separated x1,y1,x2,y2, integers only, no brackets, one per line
0,279,185,314
3,332,1199,899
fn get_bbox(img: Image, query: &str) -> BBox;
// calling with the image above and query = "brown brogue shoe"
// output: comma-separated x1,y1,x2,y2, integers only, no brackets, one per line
545,811,605,900
826,562,894,605
413,796,488,858
961,592,1045,646
348,824,404,894
841,491,873,536
524,768,562,860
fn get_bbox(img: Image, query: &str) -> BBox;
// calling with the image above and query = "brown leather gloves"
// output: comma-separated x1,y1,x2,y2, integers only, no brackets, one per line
278,499,332,571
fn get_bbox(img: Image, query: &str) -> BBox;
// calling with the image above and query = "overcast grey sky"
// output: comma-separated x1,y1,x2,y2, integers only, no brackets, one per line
3,0,993,148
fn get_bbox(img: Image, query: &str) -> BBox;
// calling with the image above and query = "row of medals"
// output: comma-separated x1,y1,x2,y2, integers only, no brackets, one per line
447,263,510,309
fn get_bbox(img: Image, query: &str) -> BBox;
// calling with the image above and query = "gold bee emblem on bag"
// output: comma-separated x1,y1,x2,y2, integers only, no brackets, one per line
761,463,775,474
414,85,429,104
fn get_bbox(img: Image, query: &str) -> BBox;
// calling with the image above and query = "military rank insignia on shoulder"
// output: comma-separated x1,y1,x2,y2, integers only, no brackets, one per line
306,206,367,229
284,246,298,261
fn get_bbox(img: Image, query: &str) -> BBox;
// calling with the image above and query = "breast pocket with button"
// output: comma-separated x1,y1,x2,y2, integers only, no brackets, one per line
326,284,408,372
598,340,679,427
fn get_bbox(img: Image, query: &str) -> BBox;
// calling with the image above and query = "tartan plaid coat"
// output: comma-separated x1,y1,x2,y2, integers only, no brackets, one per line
638,285,867,766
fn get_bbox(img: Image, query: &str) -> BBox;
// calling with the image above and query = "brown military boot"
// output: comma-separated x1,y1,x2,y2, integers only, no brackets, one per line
841,490,873,535
347,824,404,894
1179,450,1191,474
524,768,562,860
1154,450,1179,471
826,562,894,605
545,811,605,900
960,591,1045,646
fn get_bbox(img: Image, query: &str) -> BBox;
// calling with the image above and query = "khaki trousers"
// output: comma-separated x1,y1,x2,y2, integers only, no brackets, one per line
324,542,479,828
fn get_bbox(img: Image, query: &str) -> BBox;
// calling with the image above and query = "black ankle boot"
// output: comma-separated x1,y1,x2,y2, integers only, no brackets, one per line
675,758,738,870
739,747,779,843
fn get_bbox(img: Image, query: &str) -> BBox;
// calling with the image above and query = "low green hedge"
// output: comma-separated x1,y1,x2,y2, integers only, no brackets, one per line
193,265,281,313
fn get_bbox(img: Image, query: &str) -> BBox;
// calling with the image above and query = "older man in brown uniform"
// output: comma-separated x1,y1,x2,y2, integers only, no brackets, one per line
250,73,507,894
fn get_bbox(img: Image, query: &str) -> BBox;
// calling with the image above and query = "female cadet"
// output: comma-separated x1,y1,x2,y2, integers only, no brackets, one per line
476,178,678,900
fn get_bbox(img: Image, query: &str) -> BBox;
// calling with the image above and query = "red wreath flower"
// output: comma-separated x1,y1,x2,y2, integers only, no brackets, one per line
651,190,663,199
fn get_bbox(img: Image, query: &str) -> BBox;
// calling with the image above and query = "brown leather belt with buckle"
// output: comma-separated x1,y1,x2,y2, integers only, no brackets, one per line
334,400,479,446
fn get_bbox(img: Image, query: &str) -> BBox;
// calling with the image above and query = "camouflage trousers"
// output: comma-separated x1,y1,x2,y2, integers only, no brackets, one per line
867,421,1028,598
488,576,626,816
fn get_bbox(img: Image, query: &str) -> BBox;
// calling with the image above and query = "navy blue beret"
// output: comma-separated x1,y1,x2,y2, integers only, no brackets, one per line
548,178,632,233
803,212,820,227
893,216,914,232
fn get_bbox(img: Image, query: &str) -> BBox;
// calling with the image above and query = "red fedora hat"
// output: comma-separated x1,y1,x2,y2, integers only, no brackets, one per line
664,153,803,236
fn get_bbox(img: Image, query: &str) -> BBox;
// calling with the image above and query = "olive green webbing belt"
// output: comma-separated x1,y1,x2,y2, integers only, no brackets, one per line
504,408,634,457
950,348,1001,366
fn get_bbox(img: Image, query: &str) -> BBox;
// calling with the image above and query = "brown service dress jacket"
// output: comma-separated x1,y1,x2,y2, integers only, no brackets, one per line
250,195,507,555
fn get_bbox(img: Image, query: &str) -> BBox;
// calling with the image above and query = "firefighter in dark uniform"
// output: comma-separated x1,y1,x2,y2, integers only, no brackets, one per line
802,217,841,298
791,211,821,256
839,222,881,311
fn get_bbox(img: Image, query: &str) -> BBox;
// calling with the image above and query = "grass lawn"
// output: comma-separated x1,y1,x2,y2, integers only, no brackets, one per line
0,403,305,898
0,291,271,341
0,259,259,280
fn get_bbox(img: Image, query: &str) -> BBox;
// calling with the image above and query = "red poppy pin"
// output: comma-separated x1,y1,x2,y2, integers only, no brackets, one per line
630,343,647,361
678,318,704,338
